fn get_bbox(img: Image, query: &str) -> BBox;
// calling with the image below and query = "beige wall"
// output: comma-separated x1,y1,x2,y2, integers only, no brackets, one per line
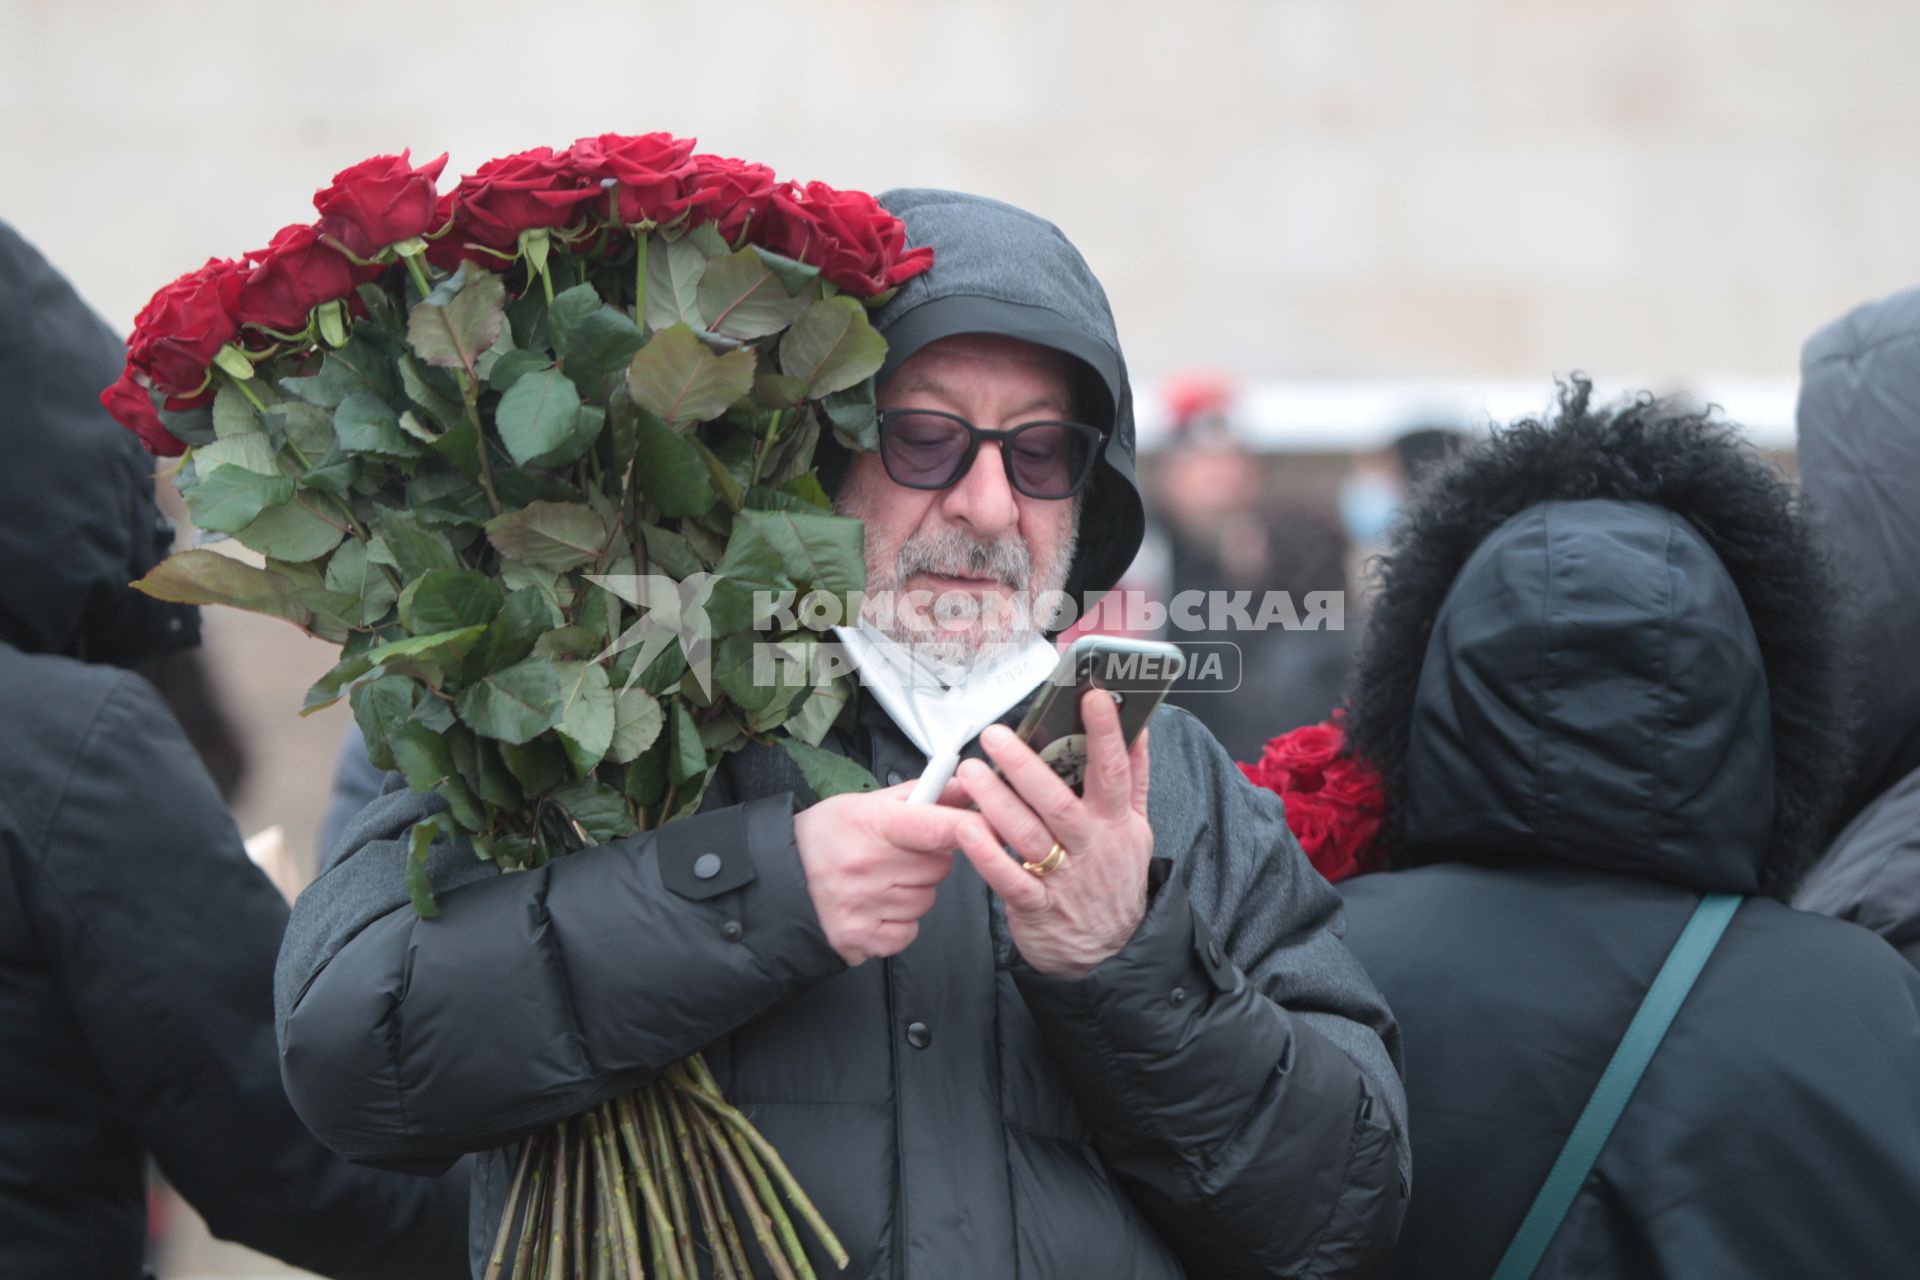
7,0,1919,393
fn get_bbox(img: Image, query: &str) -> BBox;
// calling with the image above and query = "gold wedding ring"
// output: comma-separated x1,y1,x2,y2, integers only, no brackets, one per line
1023,842,1068,878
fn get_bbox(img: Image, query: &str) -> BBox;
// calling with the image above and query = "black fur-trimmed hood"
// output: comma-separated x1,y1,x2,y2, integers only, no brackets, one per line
1347,382,1848,899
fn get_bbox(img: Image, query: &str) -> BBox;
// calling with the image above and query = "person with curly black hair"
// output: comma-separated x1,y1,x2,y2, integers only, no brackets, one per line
1335,380,1920,1278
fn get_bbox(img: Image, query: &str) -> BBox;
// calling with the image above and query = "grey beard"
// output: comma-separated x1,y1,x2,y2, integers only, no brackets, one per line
859,512,1080,669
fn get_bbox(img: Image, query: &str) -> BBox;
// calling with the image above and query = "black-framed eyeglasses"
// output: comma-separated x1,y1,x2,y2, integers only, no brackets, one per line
876,409,1102,501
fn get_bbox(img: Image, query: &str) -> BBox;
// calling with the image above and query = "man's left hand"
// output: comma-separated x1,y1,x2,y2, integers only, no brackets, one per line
954,688,1153,978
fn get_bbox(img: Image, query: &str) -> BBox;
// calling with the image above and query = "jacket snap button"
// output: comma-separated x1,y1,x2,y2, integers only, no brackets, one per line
693,853,723,880
1169,986,1187,1008
721,920,743,942
887,770,905,787
905,1021,932,1050
1208,941,1224,968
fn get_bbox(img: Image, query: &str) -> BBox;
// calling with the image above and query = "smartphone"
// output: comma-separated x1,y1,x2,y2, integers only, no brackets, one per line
1006,636,1187,794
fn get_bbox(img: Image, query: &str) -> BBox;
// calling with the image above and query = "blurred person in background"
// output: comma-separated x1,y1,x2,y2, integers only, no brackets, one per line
1791,286,1920,967
1150,375,1352,757
1336,383,1920,1278
1338,421,1467,618
0,221,470,1280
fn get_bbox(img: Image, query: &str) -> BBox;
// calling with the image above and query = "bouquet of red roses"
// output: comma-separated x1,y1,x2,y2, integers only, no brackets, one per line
1239,716,1385,884
105,133,934,1280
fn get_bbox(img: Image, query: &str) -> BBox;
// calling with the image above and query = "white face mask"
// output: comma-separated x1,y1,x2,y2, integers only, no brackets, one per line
835,623,1061,803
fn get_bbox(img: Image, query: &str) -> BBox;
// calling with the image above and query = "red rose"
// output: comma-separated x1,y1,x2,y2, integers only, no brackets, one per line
434,147,598,263
759,181,929,295
313,150,449,257
101,365,185,456
127,258,247,396
684,153,777,243
237,223,364,333
1240,718,1386,884
572,132,698,226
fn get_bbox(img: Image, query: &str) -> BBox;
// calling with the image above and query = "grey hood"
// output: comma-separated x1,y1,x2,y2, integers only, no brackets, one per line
0,221,198,665
864,190,1145,599
1797,287,1920,828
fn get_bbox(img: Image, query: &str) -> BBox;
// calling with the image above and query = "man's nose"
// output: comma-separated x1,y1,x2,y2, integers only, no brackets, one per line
939,441,1019,537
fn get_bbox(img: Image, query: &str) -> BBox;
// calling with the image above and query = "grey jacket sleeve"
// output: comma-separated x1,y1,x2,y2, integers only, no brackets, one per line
274,781,845,1171
1012,707,1409,1279
40,673,470,1279
1794,767,1920,969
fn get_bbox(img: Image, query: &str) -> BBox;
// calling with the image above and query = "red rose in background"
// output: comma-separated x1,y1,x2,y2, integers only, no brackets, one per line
1240,716,1384,884
101,365,184,456
759,181,932,296
237,224,364,333
127,258,247,397
431,148,598,268
314,150,449,257
572,132,698,226
684,154,777,244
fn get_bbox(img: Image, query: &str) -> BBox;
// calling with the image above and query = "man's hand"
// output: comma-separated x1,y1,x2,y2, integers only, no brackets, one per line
794,782,969,967
954,689,1154,978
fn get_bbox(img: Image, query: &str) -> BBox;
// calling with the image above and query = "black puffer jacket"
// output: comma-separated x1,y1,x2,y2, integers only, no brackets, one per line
1793,286,1920,965
1341,499,1920,1278
0,221,469,1280
275,190,1410,1278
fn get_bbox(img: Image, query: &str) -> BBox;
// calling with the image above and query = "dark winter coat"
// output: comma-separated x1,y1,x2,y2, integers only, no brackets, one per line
274,190,1410,1279
0,221,469,1280
1792,286,1920,966
1340,499,1920,1279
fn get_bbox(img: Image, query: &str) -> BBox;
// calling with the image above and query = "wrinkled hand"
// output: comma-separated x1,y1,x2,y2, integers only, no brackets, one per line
955,689,1154,978
794,781,969,967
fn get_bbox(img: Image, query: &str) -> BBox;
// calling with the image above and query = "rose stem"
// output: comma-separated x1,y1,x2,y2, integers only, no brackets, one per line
591,1105,644,1280
687,1091,751,1280
689,1103,799,1280
485,1136,538,1280
512,1140,549,1280
644,1085,697,1279
615,1093,684,1280
676,1066,848,1268
572,1117,590,1280
403,252,434,300
665,1086,738,1280
548,1119,571,1280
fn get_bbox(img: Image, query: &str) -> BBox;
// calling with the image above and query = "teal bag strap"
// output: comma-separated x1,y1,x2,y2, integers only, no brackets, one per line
1490,892,1743,1280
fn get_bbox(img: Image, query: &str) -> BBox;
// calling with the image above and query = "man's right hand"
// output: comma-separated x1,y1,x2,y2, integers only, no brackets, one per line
794,784,968,967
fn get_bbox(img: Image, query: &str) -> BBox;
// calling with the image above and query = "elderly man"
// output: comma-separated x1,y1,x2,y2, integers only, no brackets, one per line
277,190,1408,1278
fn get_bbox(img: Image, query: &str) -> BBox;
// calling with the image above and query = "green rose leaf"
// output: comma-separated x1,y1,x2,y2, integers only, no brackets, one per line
712,633,777,713
631,413,715,519
698,247,814,340
301,442,361,495
496,369,585,467
785,673,853,747
303,651,375,714
779,295,887,397
554,660,616,776
281,336,397,409
751,246,820,297
484,501,609,573
212,381,263,438
639,524,703,579
390,723,484,831
406,816,452,919
232,499,345,563
265,400,338,460
193,432,280,477
455,656,566,744
408,269,506,380
821,379,879,451
335,389,425,458
186,465,295,534
525,405,605,470
551,778,637,844
322,537,398,626
625,323,757,429
781,737,880,800
374,507,461,579
644,235,708,332
609,687,664,764
488,349,553,395
366,625,489,682
499,736,570,795
667,699,707,786
562,307,646,402
412,695,457,733
473,586,557,673
350,675,417,771
468,737,523,811
545,283,601,357
715,507,866,597
397,354,464,429
402,568,502,635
